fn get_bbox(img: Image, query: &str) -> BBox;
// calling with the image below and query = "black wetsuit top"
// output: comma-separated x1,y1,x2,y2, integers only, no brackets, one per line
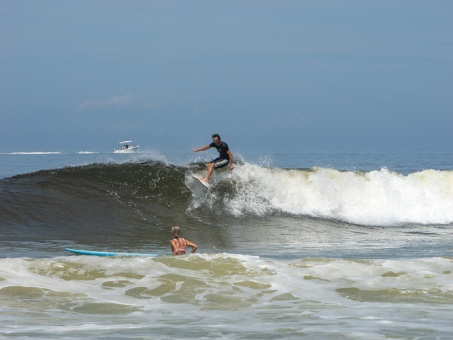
209,141,230,160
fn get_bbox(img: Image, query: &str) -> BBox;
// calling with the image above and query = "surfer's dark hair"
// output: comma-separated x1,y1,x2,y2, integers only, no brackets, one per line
212,134,221,140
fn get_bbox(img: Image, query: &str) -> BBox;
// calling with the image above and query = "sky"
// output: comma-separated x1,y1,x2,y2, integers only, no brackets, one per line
1,0,452,152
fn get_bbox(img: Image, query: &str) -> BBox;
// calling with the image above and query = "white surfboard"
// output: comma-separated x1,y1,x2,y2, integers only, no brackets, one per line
192,175,210,188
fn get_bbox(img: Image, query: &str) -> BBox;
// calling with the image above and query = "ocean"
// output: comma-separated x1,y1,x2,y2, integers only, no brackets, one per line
0,148,452,339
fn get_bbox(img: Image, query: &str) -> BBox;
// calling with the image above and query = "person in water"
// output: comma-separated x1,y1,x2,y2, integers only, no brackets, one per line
170,226,198,255
192,133,234,184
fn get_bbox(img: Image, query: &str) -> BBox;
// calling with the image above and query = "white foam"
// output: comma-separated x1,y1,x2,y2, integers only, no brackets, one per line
216,164,453,226
2,151,63,155
1,255,452,338
78,151,99,154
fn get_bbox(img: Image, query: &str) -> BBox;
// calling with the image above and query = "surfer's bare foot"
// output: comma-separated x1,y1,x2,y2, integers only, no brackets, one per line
201,178,209,184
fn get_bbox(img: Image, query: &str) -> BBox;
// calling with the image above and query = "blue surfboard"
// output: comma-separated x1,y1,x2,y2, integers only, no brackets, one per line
64,247,159,257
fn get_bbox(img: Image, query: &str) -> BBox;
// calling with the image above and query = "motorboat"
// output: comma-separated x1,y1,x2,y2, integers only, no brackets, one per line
113,141,139,153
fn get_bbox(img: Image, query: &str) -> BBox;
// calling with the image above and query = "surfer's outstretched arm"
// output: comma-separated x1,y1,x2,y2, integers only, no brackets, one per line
192,145,210,152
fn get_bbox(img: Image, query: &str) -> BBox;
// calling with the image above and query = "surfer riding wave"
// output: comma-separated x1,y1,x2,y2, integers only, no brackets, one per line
192,133,234,185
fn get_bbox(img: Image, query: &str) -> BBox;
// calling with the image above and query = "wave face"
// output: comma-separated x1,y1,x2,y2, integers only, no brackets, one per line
0,161,191,243
1,161,452,233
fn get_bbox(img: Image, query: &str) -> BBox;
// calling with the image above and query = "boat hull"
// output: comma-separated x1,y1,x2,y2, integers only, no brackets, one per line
114,146,139,153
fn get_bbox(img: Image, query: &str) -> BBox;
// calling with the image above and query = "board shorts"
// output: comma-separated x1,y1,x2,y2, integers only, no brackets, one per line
210,157,229,169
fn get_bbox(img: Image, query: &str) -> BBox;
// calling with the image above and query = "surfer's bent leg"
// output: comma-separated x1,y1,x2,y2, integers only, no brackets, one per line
203,157,228,182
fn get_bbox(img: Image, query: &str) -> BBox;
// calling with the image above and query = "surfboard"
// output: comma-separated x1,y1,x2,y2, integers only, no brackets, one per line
64,248,159,257
192,175,210,188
